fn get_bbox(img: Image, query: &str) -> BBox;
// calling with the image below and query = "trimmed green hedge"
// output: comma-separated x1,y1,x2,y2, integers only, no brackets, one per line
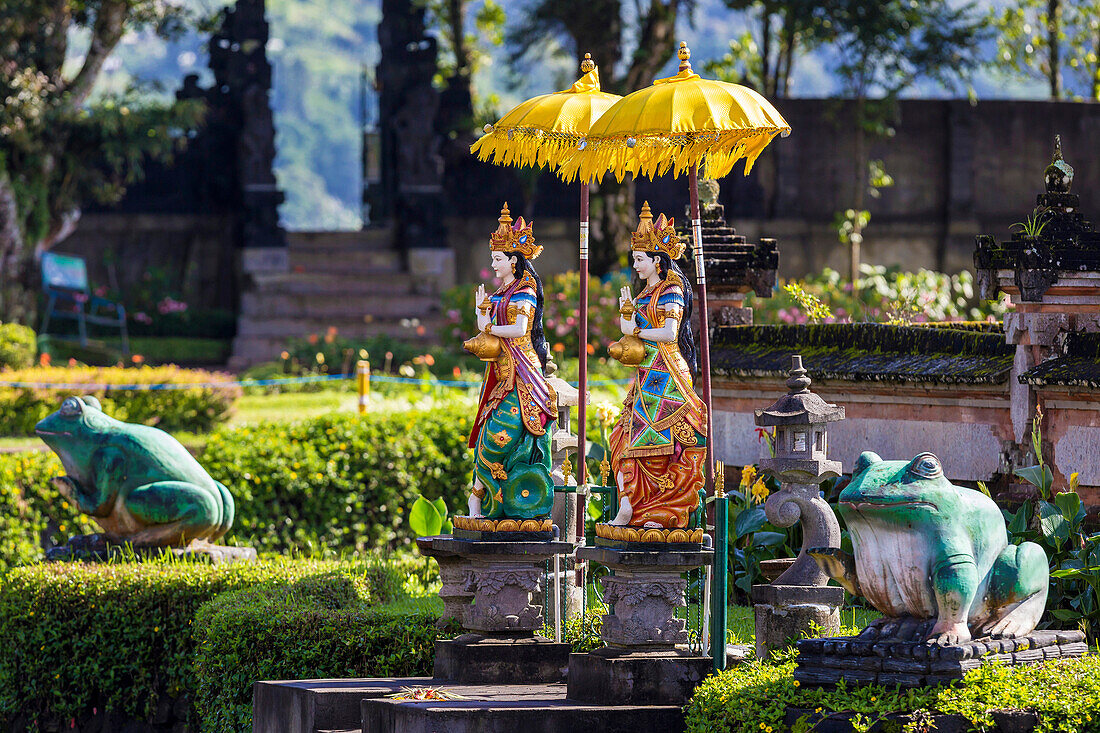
200,408,472,553
194,573,451,732
684,655,1100,733
0,557,438,731
0,407,473,567
0,365,240,435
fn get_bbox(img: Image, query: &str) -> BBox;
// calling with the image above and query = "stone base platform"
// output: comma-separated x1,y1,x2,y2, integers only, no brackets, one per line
795,629,1089,688
253,677,687,733
434,633,571,684
566,648,712,706
45,534,256,564
362,680,685,733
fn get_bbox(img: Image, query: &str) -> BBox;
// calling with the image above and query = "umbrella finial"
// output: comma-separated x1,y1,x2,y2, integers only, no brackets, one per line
678,41,692,74
581,52,595,73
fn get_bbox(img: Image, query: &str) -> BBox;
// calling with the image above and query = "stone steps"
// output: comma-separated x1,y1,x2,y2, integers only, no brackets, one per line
240,291,438,320
230,226,449,367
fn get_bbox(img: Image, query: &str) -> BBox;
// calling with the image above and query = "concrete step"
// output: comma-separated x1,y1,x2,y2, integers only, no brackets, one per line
230,324,439,365
287,229,393,251
257,273,418,297
288,248,403,273
251,677,686,733
235,315,444,340
240,292,438,320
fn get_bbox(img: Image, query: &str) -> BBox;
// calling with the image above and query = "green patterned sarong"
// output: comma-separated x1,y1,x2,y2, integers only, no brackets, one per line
473,389,554,519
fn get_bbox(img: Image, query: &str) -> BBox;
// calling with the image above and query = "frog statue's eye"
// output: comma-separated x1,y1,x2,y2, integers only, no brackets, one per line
910,452,942,479
59,398,83,418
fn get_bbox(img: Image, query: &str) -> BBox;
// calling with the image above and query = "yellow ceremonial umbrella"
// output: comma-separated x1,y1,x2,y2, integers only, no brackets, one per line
470,54,622,539
562,41,791,492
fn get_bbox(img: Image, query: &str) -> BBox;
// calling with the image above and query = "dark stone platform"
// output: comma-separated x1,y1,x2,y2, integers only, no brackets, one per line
795,629,1089,688
566,648,712,706
45,534,256,564
361,679,685,733
253,677,688,733
575,545,713,570
434,633,571,684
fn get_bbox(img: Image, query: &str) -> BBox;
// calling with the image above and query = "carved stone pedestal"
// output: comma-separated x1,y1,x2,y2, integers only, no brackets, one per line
752,584,844,659
428,537,573,684
415,536,473,628
568,545,713,706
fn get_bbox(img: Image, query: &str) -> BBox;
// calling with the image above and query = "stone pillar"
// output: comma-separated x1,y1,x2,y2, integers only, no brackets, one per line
427,537,573,684
751,584,843,659
568,546,713,706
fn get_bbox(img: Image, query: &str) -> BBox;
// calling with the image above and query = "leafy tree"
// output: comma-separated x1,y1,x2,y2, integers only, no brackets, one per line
991,0,1100,100
0,0,206,324
826,0,988,281
702,0,831,99
509,0,693,276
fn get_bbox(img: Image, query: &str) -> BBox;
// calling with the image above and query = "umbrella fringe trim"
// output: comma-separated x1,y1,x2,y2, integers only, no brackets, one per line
562,127,786,183
470,131,588,181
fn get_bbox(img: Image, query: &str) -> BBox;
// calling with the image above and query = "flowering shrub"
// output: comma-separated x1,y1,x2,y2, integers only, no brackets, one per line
0,365,240,435
442,269,631,360
0,322,36,371
749,265,1012,326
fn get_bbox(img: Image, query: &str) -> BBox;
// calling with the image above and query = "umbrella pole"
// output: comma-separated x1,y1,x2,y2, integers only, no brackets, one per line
688,164,714,492
577,181,590,544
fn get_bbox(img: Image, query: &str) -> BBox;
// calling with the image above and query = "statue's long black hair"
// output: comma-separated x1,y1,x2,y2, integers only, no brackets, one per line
509,252,549,369
650,251,698,375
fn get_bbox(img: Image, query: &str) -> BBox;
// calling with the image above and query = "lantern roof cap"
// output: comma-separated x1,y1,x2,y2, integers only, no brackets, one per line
754,355,845,427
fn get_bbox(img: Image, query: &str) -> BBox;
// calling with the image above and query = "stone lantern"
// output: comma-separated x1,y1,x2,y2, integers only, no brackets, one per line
756,355,845,496
751,355,845,657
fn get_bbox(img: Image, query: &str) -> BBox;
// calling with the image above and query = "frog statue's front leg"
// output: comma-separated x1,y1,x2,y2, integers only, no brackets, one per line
927,553,980,645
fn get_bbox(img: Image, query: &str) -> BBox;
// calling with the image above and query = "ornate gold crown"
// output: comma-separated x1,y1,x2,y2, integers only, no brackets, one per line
489,203,542,260
630,201,684,259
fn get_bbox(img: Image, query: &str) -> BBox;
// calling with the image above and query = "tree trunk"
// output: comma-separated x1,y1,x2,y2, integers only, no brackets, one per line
0,172,38,325
589,177,634,277
1048,0,1062,99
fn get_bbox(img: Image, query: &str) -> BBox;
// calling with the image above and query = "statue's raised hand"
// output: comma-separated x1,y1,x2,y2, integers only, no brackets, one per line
475,284,490,331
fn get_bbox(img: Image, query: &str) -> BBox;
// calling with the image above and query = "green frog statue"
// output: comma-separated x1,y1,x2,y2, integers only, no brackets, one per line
811,451,1049,645
36,395,234,548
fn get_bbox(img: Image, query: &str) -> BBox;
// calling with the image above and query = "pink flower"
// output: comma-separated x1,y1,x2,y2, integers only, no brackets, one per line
479,268,492,279
94,286,107,297
565,316,576,326
133,312,152,324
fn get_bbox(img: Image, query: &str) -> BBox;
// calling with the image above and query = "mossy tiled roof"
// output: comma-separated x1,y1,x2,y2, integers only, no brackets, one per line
711,323,1014,385
1019,333,1100,388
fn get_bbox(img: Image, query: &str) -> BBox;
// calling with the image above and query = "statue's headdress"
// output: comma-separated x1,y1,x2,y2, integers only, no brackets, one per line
489,203,542,260
630,201,684,259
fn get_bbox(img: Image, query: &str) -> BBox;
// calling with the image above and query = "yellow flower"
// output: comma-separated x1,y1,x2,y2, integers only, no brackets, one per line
740,464,757,489
766,728,773,733
594,402,619,428
751,479,769,504
792,680,800,687
759,725,766,730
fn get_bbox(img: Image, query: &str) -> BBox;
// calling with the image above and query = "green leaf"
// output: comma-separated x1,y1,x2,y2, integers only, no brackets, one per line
1051,568,1082,579
1049,608,1082,621
1054,490,1082,525
409,496,443,537
1014,465,1053,493
440,518,453,534
1006,502,1030,536
430,497,449,521
586,443,606,461
1038,500,1069,549
753,531,787,548
733,506,767,540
